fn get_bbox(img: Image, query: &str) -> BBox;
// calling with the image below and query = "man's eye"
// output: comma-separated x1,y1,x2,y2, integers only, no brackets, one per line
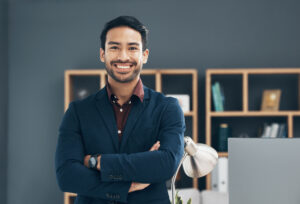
110,46,119,50
129,47,138,50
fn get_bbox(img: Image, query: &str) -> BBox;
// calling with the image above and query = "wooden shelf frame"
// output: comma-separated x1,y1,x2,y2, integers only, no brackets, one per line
64,68,198,203
205,68,300,190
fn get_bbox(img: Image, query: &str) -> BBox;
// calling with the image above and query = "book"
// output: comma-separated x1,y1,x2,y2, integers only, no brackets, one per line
260,123,287,138
269,123,280,138
212,83,220,111
214,82,224,111
282,124,287,138
212,82,224,112
218,123,230,152
261,123,271,138
277,123,287,138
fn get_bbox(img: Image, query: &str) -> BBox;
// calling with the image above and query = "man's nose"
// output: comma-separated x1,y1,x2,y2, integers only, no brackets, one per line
117,49,130,61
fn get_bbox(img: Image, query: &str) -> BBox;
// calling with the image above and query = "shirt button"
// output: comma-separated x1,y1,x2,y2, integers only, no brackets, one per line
118,130,121,134
120,108,123,112
128,101,131,104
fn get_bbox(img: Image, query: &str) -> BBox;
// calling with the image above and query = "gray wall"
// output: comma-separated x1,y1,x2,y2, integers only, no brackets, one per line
5,0,300,203
0,0,8,203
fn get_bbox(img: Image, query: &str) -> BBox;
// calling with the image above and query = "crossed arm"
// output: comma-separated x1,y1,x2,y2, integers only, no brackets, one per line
55,100,184,203
83,141,161,192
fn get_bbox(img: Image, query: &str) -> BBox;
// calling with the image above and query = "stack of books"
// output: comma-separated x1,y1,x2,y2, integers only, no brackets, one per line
260,123,287,138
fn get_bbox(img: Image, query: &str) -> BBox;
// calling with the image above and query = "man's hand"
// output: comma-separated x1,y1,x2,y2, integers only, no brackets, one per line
128,141,160,193
149,141,160,152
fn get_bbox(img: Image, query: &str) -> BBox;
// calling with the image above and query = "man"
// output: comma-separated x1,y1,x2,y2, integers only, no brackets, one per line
55,16,185,204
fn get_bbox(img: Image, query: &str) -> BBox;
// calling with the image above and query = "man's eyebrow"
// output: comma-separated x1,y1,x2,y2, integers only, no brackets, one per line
107,41,140,46
128,42,140,46
108,41,120,45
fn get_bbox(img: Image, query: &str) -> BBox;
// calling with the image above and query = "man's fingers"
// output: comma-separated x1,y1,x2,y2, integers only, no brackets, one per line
129,182,150,192
84,155,91,167
149,141,160,151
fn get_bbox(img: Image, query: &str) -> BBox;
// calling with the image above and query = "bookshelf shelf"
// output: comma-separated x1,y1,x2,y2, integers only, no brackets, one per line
218,152,228,157
184,111,196,116
205,68,300,190
64,69,198,204
210,111,300,117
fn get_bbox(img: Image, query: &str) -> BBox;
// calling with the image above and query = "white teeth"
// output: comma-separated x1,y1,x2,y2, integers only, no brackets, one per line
116,65,130,69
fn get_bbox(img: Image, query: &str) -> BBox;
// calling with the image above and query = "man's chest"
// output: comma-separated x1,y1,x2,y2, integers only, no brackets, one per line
80,109,160,155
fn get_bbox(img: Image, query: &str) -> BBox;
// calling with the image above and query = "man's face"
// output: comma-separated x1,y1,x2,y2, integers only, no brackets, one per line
100,26,149,83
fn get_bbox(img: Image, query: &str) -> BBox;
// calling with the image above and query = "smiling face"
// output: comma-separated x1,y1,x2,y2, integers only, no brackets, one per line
100,26,149,84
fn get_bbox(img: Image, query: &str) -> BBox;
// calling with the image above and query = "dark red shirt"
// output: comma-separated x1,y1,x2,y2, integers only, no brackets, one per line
106,79,144,142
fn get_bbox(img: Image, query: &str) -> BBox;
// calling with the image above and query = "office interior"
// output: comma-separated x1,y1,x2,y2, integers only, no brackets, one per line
1,0,300,204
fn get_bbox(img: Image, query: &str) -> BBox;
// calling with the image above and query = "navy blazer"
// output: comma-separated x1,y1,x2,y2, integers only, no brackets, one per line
55,86,185,204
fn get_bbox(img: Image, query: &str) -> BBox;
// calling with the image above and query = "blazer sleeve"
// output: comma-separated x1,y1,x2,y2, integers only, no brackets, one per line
100,98,185,183
55,102,131,203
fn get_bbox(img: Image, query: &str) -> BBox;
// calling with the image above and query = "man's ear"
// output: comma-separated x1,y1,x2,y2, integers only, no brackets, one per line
100,48,105,62
142,49,149,64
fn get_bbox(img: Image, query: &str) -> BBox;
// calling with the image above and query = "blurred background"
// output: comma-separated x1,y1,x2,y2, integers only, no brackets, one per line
0,0,300,203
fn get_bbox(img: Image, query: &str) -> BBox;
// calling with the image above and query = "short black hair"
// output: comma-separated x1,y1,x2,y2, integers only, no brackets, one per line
100,16,149,51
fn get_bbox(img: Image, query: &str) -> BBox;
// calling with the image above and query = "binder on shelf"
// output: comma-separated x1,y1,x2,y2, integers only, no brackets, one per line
218,157,228,193
211,159,219,191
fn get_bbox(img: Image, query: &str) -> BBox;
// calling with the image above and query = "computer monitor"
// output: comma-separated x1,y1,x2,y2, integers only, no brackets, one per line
229,138,300,204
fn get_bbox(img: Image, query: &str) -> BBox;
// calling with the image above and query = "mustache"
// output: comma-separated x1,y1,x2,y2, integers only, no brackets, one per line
110,60,137,66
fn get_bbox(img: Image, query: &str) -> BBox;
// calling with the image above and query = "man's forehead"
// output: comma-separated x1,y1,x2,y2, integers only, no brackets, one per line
106,26,142,45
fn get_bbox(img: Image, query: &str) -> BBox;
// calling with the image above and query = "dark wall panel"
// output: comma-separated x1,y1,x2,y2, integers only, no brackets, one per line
0,0,8,203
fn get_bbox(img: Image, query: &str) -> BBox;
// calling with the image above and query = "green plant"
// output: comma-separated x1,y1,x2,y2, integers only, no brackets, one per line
173,191,192,204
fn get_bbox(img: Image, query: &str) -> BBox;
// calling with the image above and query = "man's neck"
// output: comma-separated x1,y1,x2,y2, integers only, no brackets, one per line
108,77,139,105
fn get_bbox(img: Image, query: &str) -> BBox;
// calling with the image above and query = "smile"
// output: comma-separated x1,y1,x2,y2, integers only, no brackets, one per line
113,63,135,70
116,65,131,69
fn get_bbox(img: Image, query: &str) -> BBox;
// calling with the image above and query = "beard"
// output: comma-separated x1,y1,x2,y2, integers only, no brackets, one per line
105,60,142,83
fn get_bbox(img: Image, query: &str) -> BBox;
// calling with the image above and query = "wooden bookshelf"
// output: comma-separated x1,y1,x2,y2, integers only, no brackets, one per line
205,68,300,189
64,69,198,203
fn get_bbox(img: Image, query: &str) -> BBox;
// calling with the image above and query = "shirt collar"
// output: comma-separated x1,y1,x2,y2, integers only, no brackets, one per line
106,79,144,103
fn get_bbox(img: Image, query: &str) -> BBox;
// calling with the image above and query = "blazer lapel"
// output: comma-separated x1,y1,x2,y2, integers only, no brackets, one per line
95,88,119,152
120,87,149,152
